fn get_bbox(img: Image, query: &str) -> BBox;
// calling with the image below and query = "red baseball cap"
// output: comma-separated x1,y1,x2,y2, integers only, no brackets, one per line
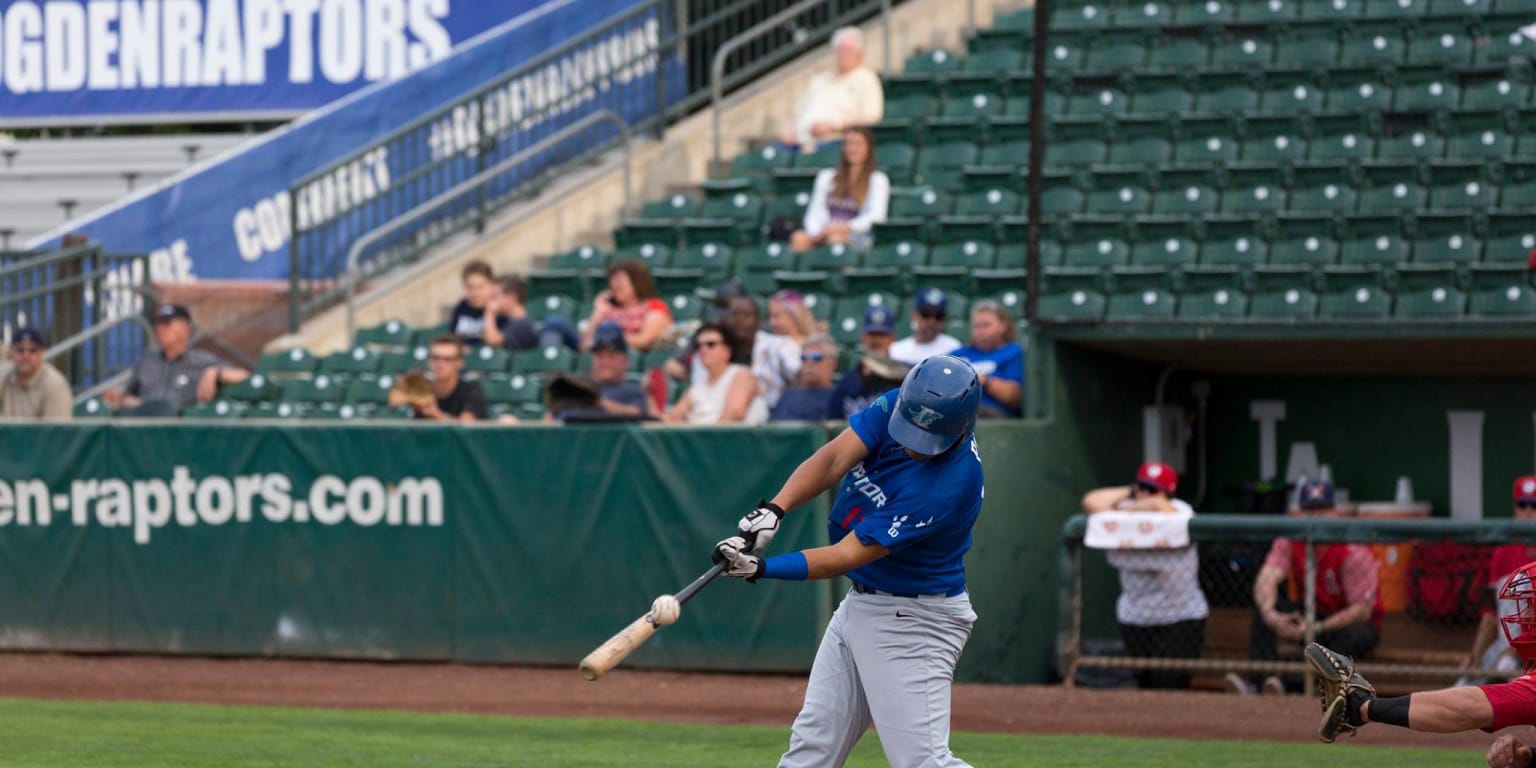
1136,461,1178,494
1516,476,1536,504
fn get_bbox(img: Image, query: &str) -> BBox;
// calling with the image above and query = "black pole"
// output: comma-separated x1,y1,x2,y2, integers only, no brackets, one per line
1025,0,1049,325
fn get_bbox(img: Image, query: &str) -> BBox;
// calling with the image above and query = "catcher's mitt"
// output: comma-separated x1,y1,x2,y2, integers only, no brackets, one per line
1305,642,1376,743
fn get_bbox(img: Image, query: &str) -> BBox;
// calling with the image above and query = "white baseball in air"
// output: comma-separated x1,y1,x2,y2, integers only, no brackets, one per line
650,594,681,626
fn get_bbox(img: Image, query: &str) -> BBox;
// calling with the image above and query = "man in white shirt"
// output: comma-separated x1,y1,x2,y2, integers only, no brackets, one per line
779,27,885,150
889,287,961,366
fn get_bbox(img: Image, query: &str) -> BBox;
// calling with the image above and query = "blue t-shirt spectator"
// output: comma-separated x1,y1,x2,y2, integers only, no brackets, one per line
599,380,649,412
772,386,833,421
952,342,1024,417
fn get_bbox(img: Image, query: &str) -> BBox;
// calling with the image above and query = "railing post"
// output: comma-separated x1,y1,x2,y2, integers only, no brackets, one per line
881,0,892,72
288,199,301,333
1303,534,1318,697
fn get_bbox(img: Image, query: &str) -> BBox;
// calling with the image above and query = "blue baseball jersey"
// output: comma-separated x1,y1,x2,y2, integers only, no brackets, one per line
952,343,1024,417
829,389,985,596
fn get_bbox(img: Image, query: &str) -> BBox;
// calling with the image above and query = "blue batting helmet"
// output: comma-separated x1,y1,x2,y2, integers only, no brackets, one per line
887,354,981,455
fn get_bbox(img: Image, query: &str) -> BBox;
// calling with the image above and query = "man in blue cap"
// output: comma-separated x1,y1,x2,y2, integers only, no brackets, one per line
104,304,249,416
713,355,985,767
826,304,908,419
889,287,961,366
0,327,72,420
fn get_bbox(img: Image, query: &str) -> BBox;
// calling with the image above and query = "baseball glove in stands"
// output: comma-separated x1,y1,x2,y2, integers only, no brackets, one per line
1305,642,1377,743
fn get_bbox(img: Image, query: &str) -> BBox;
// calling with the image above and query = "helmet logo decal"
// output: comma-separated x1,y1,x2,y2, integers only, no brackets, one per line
909,405,945,428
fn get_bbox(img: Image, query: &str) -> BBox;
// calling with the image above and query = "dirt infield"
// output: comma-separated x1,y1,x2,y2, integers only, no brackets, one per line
0,653,1505,751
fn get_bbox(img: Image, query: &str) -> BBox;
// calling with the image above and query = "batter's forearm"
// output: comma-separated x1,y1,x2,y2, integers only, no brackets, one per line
770,429,867,512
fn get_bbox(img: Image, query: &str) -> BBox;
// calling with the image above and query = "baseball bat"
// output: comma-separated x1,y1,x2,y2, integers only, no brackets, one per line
579,561,726,681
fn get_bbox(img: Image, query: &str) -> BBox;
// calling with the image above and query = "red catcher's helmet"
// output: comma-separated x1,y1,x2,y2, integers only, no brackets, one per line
1500,561,1536,665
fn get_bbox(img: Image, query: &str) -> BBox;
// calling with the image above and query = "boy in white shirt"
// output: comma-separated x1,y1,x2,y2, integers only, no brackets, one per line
889,287,961,366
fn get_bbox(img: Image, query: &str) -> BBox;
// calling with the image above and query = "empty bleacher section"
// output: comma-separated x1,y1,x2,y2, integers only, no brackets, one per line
0,134,252,248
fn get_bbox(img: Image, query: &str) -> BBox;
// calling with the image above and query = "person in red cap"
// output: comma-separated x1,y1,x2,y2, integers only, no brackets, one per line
1462,476,1536,685
1232,478,1382,696
1081,461,1208,689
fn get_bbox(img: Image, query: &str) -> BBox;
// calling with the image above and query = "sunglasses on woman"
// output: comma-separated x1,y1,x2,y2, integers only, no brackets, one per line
801,352,826,362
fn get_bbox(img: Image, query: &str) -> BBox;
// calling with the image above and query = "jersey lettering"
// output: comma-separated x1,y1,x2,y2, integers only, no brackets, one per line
887,515,909,538
850,463,888,508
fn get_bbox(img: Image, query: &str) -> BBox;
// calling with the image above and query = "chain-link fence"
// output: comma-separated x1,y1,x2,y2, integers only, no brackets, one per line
1058,515,1536,696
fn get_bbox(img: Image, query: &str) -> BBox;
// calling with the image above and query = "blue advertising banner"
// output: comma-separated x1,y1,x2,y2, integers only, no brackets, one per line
0,0,555,122
25,0,677,282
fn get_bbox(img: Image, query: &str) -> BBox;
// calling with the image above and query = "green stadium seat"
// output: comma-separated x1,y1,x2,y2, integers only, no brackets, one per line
1222,165,1288,214
320,346,381,380
282,374,344,405
1211,31,1275,68
1174,0,1237,23
1108,117,1175,165
462,344,512,378
926,239,998,271
256,348,317,379
884,94,938,121
1476,22,1536,65
1087,168,1152,215
876,143,917,185
1151,167,1220,215
1308,115,1377,161
955,186,1020,218
1428,162,1496,210
526,270,588,303
1243,116,1309,164
935,214,1000,247
1083,30,1150,72
964,48,1024,74
1065,83,1130,118
1290,163,1357,213
613,221,677,251
1274,23,1341,65
1145,35,1209,71
1045,118,1110,167
1040,170,1087,216
1319,267,1391,319
1366,0,1429,15
73,397,110,418
482,373,544,406
940,90,1007,121
1406,20,1475,66
729,145,794,183
872,218,932,248
914,141,979,190
1128,74,1194,115
1301,0,1363,19
1394,265,1464,318
1357,162,1426,211
1431,0,1493,14
890,187,949,219
181,400,244,419
829,293,903,343
1195,72,1260,114
1339,214,1409,266
354,319,413,351
1037,267,1108,321
1393,66,1460,112
1248,266,1320,318
980,276,1026,315
1129,217,1199,267
512,345,575,374
244,401,307,420
1448,111,1513,160
221,373,283,403
1259,70,1327,115
970,9,1030,50
1462,75,1529,111
613,241,672,270
1412,213,1481,264
526,293,579,324
1201,216,1268,265
1178,267,1249,319
378,348,425,377
1055,3,1112,30
346,376,394,407
1107,267,1178,319
701,191,765,233
639,193,700,220
1376,124,1444,161
770,167,821,200
1326,67,1393,112
1341,21,1407,66
905,48,964,74
794,142,843,170
1271,214,1341,265
979,119,1030,167
1484,213,1536,263
1035,38,1088,73
1501,161,1536,207
1174,117,1241,165
801,242,860,272
672,242,735,279
1119,1,1173,27
1469,264,1536,316
407,324,449,349
999,217,1062,266
1061,217,1131,267
1239,0,1299,21
866,240,929,270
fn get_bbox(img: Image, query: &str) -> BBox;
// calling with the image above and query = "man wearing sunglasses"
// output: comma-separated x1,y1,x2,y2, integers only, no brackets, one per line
0,327,72,420
889,287,960,367
770,333,839,422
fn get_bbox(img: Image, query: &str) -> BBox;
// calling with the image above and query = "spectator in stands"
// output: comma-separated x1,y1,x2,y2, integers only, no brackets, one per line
587,322,649,418
448,260,510,347
582,260,674,352
768,290,820,348
1081,462,1209,690
778,26,884,150
889,287,962,366
951,300,1024,419
664,323,767,425
724,296,799,410
770,333,838,422
412,335,486,422
103,304,249,416
1459,476,1536,685
1230,478,1381,696
827,305,908,419
495,275,540,351
0,327,72,420
790,127,890,254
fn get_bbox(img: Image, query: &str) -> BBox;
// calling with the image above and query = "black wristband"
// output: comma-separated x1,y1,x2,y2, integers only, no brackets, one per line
745,558,766,583
1369,695,1411,728
759,499,785,518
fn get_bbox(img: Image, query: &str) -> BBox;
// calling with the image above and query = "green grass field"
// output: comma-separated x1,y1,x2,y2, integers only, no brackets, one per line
0,697,1477,767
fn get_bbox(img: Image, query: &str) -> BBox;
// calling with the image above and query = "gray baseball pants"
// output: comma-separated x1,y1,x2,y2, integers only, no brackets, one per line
777,589,977,768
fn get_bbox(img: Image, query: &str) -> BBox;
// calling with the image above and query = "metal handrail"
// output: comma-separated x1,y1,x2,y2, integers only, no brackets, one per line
339,110,632,339
710,0,892,166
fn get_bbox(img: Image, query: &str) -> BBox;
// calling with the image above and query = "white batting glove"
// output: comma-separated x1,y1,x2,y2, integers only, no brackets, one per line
736,500,784,554
712,536,764,581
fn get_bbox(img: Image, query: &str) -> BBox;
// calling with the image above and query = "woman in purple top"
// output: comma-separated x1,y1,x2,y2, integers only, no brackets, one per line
791,127,890,253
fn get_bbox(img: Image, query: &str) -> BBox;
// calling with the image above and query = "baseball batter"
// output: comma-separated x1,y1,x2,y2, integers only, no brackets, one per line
713,354,985,768
1309,559,1536,767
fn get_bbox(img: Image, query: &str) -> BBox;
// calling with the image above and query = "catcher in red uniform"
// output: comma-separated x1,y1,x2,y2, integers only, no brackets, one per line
1308,558,1536,768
